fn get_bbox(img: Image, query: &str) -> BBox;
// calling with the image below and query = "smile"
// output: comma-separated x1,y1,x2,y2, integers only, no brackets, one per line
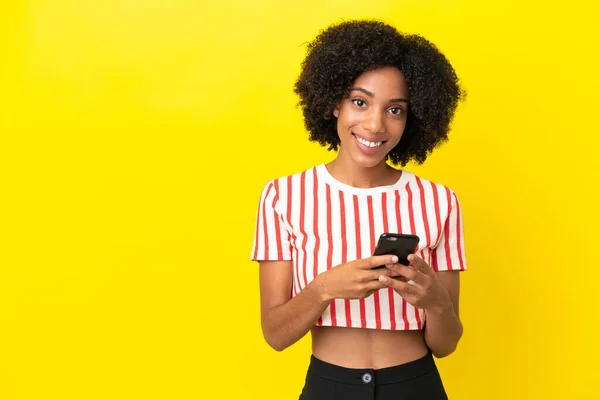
354,134,384,148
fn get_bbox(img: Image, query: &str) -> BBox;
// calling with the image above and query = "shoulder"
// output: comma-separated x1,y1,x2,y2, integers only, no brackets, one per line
406,171,454,192
257,165,319,197
403,171,458,205
262,165,319,188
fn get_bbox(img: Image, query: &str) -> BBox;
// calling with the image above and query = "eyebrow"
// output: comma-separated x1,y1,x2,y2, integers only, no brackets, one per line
349,87,409,103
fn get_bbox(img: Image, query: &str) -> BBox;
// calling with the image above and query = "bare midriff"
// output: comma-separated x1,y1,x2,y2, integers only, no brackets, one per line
310,325,428,369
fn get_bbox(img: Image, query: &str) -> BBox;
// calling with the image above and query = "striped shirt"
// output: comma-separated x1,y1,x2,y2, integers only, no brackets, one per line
251,164,467,331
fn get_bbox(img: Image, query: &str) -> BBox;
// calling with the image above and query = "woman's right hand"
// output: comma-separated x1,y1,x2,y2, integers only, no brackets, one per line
313,255,400,302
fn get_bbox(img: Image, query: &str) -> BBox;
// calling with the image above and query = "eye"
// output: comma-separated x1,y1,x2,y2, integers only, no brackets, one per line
352,99,367,108
389,107,404,116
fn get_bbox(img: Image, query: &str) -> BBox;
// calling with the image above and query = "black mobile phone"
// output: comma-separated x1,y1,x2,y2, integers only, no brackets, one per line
372,233,420,269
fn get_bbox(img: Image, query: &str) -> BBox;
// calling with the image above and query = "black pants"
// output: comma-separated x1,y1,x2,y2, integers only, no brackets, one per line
299,351,448,400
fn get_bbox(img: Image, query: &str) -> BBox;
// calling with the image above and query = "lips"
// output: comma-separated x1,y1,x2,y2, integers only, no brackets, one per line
353,133,386,146
355,135,383,148
353,133,387,155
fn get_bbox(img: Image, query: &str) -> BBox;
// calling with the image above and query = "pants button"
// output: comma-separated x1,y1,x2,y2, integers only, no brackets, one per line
361,372,373,384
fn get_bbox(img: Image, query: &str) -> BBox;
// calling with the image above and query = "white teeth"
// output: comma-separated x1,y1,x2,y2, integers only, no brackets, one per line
356,136,383,148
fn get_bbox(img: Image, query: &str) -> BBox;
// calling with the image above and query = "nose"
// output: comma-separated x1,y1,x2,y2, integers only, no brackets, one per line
362,108,384,134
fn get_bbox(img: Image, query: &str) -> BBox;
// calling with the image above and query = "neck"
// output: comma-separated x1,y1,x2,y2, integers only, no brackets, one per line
326,152,400,189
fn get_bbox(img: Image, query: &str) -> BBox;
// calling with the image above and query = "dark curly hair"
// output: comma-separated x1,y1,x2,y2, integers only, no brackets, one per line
293,20,466,166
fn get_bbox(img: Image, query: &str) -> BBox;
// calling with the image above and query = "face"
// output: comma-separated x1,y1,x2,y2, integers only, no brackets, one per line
333,66,409,168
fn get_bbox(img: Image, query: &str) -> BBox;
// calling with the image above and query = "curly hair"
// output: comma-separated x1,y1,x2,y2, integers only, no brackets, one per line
293,20,466,166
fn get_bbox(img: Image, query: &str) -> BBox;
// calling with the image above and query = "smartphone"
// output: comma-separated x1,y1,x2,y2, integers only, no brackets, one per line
372,233,420,269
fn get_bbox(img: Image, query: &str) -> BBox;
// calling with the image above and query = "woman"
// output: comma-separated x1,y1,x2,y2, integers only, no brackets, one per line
251,19,467,400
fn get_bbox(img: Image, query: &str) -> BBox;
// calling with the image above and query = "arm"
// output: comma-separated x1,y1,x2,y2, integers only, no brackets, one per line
423,270,462,358
259,260,330,352
380,257,463,358
253,182,332,351
423,188,466,357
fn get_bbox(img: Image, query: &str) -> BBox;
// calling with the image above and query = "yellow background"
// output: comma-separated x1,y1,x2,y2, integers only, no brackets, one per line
1,1,598,399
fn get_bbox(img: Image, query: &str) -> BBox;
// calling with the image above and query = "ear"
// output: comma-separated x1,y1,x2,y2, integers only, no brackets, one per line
333,104,340,118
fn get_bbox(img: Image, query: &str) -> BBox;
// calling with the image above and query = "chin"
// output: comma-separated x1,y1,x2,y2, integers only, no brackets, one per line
351,153,388,169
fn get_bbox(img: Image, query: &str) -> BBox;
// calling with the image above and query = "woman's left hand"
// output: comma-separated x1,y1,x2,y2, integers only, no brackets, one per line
379,254,452,312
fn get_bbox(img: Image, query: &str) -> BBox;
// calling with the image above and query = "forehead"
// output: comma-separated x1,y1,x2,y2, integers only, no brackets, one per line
351,66,408,96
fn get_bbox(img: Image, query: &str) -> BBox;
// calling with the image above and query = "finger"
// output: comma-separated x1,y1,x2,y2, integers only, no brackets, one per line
373,267,407,281
362,255,399,270
378,275,416,295
366,265,401,281
367,267,391,280
408,254,433,275
385,263,432,287
384,263,419,282
363,279,388,293
386,269,407,280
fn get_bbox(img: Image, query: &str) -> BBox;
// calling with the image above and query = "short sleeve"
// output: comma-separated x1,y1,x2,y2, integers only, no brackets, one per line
250,180,292,262
432,189,467,272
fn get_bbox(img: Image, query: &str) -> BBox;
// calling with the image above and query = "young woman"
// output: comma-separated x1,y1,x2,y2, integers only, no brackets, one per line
251,19,467,400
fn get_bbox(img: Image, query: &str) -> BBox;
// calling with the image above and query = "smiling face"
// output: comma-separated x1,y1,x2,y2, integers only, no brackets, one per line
333,66,409,169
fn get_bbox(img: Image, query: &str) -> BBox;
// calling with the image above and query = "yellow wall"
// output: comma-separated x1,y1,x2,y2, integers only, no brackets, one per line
1,1,598,399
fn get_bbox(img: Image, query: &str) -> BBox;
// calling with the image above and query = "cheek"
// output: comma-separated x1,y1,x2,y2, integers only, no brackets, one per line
386,119,407,137
341,111,364,130
336,111,358,132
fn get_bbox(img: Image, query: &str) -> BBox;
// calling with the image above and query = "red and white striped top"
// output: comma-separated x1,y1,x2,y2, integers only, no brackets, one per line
251,164,467,331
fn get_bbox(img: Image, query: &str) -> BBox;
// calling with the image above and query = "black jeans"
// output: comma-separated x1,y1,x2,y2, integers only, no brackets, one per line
299,351,448,400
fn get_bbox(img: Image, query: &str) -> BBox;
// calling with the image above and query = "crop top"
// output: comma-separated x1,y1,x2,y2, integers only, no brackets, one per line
250,164,467,331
